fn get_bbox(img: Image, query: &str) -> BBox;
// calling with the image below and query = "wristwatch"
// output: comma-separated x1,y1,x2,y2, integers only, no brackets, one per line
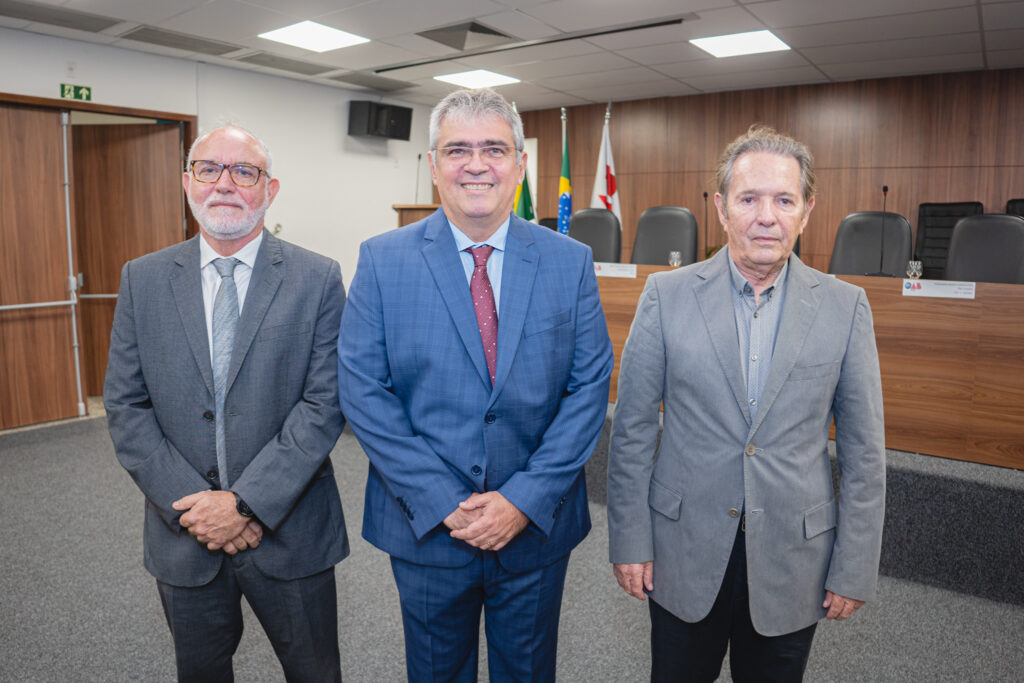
232,492,254,518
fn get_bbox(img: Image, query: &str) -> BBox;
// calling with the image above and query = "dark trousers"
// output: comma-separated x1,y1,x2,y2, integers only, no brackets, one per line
390,552,570,683
649,527,817,683
156,554,341,683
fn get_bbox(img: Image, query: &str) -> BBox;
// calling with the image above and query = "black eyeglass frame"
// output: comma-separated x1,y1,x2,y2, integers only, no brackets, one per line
188,160,270,186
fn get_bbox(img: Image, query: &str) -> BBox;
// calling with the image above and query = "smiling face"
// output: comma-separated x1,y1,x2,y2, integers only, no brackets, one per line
428,112,525,242
715,151,814,284
183,127,280,249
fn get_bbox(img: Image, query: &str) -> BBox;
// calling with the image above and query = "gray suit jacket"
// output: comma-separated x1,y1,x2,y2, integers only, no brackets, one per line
608,248,885,636
104,230,348,587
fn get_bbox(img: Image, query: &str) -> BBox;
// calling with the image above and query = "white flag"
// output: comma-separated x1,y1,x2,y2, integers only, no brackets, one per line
589,115,621,225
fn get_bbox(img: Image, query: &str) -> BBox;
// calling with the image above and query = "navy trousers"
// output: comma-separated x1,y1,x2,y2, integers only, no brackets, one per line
649,526,817,683
156,554,341,682
390,551,570,682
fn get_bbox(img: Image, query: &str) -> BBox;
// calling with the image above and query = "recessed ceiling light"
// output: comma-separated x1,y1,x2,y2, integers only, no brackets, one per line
258,21,369,53
434,69,520,88
689,30,790,58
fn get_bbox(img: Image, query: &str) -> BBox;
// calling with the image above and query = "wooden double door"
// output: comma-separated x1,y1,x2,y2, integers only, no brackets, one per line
0,102,187,430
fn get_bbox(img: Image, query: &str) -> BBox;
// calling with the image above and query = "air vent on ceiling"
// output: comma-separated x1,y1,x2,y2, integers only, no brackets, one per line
417,22,513,51
121,26,240,56
0,0,120,32
236,53,334,76
329,72,413,92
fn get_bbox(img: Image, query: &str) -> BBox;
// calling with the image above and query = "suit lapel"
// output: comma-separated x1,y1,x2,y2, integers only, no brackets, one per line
747,256,822,439
227,229,283,392
694,250,751,424
169,236,215,398
421,210,492,389
491,217,538,400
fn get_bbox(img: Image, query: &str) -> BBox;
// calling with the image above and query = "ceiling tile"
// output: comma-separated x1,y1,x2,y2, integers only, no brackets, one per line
985,28,1024,51
63,0,208,25
682,65,828,92
982,2,1024,30
382,60,478,81
613,40,709,66
802,32,981,65
457,39,604,70
565,79,699,102
379,34,466,58
521,0,733,33
301,41,424,70
653,50,810,79
538,65,672,90
477,9,558,39
318,0,506,41
585,6,767,50
746,0,976,29
820,51,983,80
773,6,979,48
509,91,591,111
986,48,1024,68
158,0,293,43
238,0,368,20
501,50,636,79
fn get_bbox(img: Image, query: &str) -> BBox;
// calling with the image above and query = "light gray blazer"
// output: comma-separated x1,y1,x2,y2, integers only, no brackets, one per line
104,231,348,587
608,248,885,636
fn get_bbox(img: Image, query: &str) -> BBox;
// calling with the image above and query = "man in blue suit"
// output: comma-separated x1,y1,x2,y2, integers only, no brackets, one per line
338,88,613,682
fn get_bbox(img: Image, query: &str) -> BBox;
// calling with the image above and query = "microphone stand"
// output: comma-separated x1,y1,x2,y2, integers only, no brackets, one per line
703,192,709,259
867,185,894,276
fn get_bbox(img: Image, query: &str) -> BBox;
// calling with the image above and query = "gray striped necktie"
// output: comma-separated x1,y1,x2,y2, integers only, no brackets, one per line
212,257,240,490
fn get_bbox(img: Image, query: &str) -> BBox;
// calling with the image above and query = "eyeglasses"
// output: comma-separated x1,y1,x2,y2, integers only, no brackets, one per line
434,145,518,163
189,160,268,187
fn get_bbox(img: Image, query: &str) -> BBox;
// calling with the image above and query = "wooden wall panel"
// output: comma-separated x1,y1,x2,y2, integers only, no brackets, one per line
522,69,1024,268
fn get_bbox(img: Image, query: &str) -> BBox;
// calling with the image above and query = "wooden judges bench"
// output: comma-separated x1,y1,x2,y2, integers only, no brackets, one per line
598,266,1024,471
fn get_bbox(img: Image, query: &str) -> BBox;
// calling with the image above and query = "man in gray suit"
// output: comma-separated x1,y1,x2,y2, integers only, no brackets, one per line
104,125,348,681
608,125,885,682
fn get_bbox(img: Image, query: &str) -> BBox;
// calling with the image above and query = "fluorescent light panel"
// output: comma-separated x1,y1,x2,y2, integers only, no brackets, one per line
689,30,789,58
259,21,369,53
434,69,519,88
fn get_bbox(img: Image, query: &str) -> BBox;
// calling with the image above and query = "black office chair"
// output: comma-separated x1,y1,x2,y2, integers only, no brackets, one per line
1005,199,1024,218
946,214,1024,284
568,208,621,262
630,206,698,266
828,211,913,276
539,217,558,231
916,202,983,279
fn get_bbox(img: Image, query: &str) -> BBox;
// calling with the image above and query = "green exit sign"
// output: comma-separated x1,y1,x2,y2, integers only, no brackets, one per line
60,84,92,101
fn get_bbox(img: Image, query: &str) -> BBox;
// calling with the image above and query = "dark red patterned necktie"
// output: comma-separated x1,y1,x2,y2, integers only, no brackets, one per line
468,246,498,385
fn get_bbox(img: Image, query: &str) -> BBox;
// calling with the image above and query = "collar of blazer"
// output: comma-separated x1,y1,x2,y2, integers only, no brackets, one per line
693,249,823,434
169,229,284,399
421,209,540,400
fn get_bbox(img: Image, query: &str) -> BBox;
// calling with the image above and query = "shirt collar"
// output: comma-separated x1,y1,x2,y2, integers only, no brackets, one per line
199,229,264,270
448,215,510,253
726,246,789,298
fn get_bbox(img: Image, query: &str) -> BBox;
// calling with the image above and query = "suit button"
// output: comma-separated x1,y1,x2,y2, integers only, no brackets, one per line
471,465,482,476
729,508,740,518
744,445,756,456
484,413,496,424
206,469,218,480
203,410,214,421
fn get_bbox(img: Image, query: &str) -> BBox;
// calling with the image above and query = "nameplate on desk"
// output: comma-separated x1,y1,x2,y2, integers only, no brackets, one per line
902,279,976,299
594,263,637,278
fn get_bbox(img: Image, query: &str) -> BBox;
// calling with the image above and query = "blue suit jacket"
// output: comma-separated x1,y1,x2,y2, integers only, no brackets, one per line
338,210,613,572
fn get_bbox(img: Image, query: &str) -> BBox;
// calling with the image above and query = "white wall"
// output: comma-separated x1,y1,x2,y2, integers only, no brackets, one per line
0,27,436,284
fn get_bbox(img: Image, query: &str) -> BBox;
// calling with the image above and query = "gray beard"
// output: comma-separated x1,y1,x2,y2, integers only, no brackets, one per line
188,195,268,240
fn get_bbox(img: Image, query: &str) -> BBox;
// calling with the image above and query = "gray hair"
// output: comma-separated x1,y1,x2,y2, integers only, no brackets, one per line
186,123,273,176
429,88,524,155
716,124,815,207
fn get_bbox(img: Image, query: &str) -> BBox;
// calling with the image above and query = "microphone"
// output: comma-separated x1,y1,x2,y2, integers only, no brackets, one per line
414,153,422,203
703,192,709,259
868,184,892,276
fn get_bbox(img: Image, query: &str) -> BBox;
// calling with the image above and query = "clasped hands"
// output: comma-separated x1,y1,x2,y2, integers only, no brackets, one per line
173,490,262,555
443,491,529,551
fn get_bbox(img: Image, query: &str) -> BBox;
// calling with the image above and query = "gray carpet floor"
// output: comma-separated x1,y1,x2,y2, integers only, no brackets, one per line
1,416,1021,682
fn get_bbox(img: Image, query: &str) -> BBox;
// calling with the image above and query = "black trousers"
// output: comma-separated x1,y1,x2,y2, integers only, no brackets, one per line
157,555,341,683
649,526,817,683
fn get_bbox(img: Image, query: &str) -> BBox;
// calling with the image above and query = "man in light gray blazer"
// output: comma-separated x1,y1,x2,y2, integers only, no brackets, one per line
104,125,347,681
608,126,885,682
